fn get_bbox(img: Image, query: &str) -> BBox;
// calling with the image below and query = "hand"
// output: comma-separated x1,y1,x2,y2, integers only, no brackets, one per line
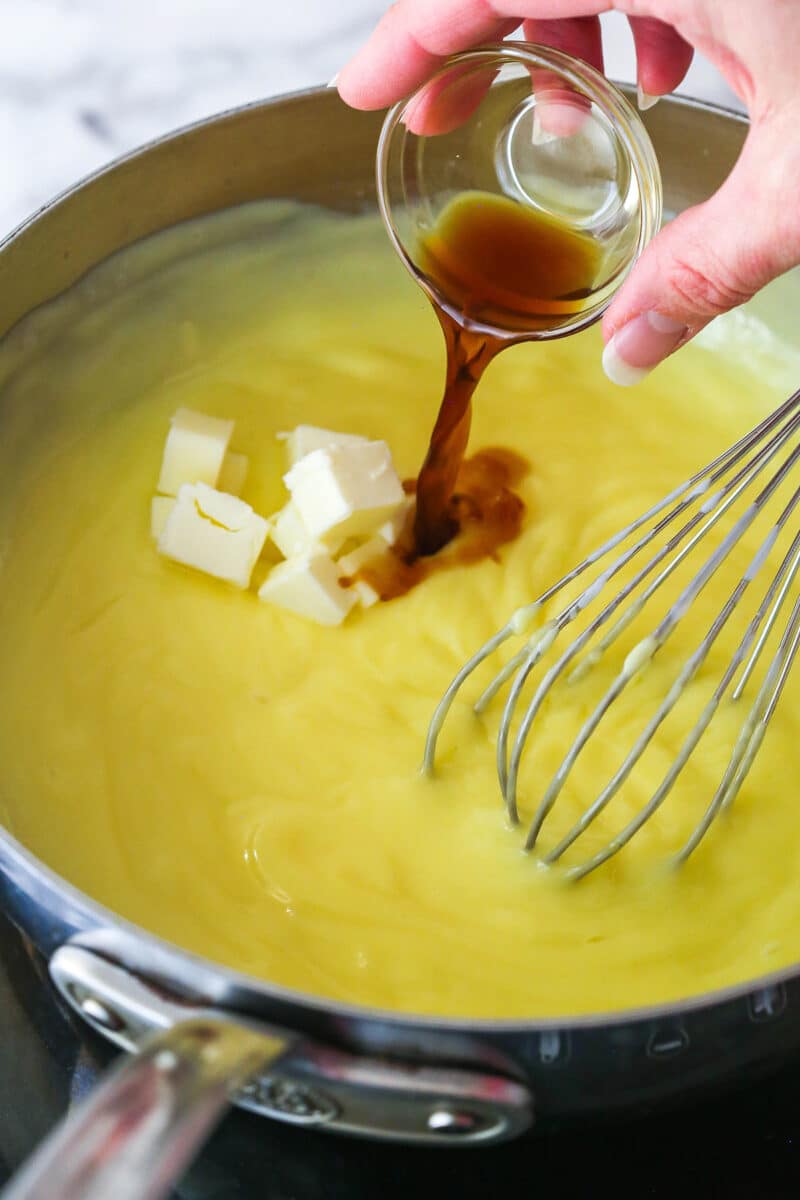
338,2,800,385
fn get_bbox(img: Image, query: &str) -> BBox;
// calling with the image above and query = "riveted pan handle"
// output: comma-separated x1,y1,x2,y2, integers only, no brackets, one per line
3,943,532,1198
1,1016,286,1200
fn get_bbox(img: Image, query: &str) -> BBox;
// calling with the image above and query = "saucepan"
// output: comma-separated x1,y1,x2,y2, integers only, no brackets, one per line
1,86,798,1200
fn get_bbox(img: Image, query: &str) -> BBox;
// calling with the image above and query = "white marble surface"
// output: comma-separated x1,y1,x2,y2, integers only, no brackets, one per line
0,0,741,239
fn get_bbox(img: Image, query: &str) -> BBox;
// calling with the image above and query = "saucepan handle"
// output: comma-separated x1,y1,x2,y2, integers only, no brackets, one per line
1,1017,286,1200
2,941,532,1194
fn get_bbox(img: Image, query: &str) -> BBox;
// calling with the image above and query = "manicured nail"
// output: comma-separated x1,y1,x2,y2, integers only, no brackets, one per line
636,83,660,112
602,312,686,386
327,73,339,88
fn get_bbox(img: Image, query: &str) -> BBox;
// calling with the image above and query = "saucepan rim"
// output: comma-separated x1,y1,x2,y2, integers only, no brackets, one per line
2,84,777,1038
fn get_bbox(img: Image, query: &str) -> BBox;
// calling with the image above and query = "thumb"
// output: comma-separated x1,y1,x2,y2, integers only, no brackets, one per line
601,117,800,386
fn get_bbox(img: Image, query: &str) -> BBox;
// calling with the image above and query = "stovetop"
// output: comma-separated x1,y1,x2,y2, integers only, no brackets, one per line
2,907,799,1199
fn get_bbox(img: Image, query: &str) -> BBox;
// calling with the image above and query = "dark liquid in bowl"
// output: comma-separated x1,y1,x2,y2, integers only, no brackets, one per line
411,191,602,559
417,190,604,337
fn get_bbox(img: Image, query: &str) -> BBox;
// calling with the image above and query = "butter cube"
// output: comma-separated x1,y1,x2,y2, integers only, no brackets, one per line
258,550,356,626
284,442,404,543
268,501,345,559
158,482,269,589
279,425,368,466
218,450,249,497
150,495,175,540
338,537,388,610
377,495,414,547
269,502,313,558
338,536,389,578
352,580,380,608
157,408,234,496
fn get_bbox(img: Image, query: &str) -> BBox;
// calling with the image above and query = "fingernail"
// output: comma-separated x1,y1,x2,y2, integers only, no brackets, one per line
327,73,339,88
602,312,686,386
636,83,660,112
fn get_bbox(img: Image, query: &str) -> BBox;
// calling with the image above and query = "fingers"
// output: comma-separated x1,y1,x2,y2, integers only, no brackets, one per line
361,16,602,139
337,0,615,110
338,0,799,391
521,15,604,72
402,63,497,135
601,118,800,385
521,17,602,136
338,2,696,111
337,0,520,110
629,17,693,107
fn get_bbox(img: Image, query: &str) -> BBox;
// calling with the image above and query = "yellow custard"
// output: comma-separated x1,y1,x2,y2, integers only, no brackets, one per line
1,200,800,1018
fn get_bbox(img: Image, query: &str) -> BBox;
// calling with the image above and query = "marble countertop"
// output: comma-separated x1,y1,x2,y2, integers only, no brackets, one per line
0,0,741,239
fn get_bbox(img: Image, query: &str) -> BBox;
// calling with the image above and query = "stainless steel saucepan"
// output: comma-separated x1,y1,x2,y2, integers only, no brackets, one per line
1,86,798,1200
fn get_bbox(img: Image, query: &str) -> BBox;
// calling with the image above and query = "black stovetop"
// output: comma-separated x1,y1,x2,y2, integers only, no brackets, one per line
2,907,799,1199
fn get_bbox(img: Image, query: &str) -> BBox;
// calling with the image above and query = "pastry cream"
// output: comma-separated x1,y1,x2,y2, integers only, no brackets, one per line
1,200,799,1017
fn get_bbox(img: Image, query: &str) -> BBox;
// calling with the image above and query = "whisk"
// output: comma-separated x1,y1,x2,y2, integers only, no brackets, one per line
423,388,800,880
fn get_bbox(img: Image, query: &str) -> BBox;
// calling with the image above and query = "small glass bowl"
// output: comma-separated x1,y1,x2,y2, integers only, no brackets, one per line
376,43,663,340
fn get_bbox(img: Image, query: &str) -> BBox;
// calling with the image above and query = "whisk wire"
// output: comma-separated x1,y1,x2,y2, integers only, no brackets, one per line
423,390,800,878
675,591,800,864
422,391,800,775
551,482,800,878
503,421,800,824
